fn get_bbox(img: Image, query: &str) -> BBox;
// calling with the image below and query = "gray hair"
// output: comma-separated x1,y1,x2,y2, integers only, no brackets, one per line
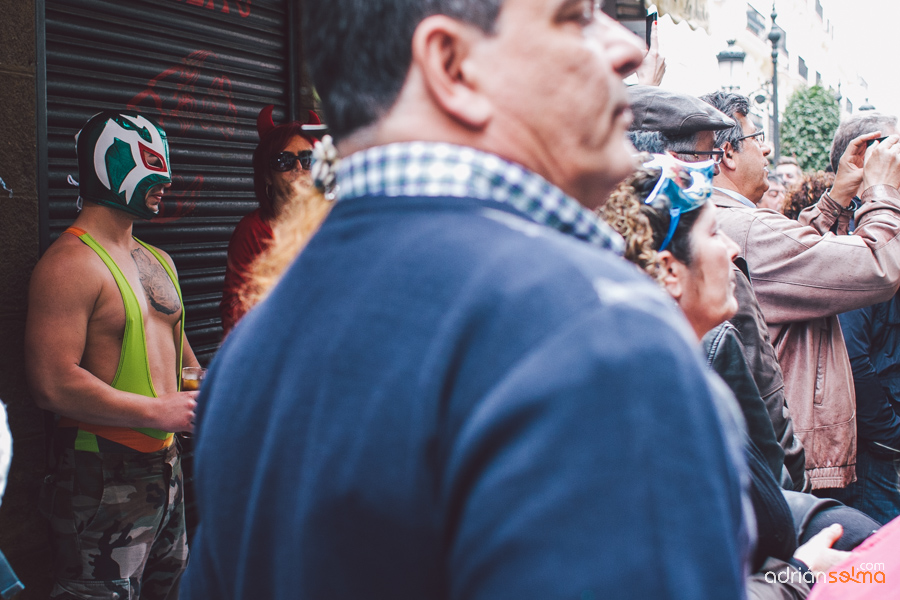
658,131,704,155
628,131,666,154
700,91,752,153
830,112,899,173
628,130,704,163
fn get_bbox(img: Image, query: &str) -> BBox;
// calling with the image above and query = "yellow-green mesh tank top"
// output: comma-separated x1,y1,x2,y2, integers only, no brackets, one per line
59,227,184,452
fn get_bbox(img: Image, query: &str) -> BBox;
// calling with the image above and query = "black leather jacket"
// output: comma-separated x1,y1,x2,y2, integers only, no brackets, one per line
729,260,809,491
703,321,784,482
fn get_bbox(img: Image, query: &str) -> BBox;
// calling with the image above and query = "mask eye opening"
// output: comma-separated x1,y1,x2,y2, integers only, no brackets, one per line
139,142,168,173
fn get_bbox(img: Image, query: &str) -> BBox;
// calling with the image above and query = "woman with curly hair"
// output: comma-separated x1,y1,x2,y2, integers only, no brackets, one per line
782,171,836,220
600,155,739,339
600,156,868,599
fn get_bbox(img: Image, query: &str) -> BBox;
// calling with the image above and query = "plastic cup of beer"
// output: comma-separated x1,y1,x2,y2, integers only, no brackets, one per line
181,367,207,391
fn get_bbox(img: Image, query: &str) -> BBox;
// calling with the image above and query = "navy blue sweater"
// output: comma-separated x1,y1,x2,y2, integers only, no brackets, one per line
840,294,900,455
182,195,748,599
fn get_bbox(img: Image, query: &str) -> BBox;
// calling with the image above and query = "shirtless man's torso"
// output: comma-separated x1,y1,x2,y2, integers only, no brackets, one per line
26,111,198,598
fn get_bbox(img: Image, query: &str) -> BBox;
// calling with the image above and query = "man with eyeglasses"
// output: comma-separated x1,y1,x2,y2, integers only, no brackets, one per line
628,85,809,492
627,85,732,169
702,96,771,210
703,91,900,495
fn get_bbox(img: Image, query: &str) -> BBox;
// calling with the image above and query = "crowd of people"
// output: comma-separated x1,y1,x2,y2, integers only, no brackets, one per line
20,0,900,598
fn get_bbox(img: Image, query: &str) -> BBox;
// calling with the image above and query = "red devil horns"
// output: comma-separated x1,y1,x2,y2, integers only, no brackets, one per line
257,105,277,138
257,105,322,139
305,110,321,126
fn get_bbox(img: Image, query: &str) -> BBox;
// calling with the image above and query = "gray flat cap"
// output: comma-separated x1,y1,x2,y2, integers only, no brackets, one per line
628,85,735,136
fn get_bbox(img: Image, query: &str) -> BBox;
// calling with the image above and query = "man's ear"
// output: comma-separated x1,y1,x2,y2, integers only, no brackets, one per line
411,15,491,129
657,250,685,301
719,141,738,172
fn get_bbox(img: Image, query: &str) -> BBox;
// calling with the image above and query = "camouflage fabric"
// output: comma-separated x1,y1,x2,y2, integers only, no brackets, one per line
45,445,188,599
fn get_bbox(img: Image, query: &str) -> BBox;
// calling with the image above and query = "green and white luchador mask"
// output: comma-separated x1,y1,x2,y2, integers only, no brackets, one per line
75,111,171,220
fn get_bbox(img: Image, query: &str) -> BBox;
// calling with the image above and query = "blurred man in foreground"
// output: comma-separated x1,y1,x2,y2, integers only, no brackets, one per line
182,3,751,599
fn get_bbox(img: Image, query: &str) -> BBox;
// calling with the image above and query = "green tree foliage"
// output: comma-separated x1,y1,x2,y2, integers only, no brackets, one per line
780,86,840,171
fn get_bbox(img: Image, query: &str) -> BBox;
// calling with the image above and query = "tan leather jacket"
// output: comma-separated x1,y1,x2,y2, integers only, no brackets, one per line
713,185,900,489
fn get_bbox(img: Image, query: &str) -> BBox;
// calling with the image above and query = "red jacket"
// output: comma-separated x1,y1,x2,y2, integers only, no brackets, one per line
220,208,274,334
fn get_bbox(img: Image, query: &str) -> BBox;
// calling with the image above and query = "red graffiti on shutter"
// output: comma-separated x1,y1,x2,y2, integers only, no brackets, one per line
173,0,251,17
155,174,205,222
127,50,238,140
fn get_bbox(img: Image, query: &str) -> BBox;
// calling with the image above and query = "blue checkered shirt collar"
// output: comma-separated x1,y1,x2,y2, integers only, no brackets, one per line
335,142,624,254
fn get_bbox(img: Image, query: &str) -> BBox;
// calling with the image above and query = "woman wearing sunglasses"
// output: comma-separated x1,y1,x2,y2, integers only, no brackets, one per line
602,155,866,598
220,105,322,334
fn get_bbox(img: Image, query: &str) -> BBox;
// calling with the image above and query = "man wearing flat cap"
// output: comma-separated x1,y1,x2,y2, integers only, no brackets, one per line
628,85,809,492
628,85,733,168
700,91,900,494
629,85,733,147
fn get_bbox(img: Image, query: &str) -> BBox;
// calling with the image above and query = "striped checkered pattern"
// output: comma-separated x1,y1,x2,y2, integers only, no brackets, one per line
336,142,625,254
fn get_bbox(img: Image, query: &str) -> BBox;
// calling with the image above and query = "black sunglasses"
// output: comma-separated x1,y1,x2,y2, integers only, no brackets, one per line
271,150,313,172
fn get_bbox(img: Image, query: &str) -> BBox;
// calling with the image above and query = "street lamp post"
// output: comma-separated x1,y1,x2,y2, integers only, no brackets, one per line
716,40,746,92
768,6,782,162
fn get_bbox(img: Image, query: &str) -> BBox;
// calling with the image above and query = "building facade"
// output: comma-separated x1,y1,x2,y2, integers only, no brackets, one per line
653,0,871,146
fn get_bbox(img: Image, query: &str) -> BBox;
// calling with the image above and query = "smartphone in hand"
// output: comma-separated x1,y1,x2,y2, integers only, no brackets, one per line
645,11,657,46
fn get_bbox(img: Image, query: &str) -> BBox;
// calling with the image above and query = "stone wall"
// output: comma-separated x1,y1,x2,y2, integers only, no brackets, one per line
0,1,53,597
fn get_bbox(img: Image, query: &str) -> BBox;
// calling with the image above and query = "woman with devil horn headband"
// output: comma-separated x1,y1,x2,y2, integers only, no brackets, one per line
220,106,323,334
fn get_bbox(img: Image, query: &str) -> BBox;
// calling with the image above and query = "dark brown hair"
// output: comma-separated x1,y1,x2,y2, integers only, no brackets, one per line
781,171,835,220
302,0,503,141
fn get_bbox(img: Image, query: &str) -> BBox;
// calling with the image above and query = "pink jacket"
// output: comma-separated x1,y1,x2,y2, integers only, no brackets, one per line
713,185,900,489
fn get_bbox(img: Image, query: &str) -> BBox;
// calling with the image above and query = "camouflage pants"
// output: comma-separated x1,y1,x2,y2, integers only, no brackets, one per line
45,444,188,599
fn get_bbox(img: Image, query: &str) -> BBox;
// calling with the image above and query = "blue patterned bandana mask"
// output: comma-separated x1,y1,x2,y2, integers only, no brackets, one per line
75,111,171,220
641,154,715,252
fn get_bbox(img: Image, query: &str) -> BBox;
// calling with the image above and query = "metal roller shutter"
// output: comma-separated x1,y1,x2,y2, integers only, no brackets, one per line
41,0,295,364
